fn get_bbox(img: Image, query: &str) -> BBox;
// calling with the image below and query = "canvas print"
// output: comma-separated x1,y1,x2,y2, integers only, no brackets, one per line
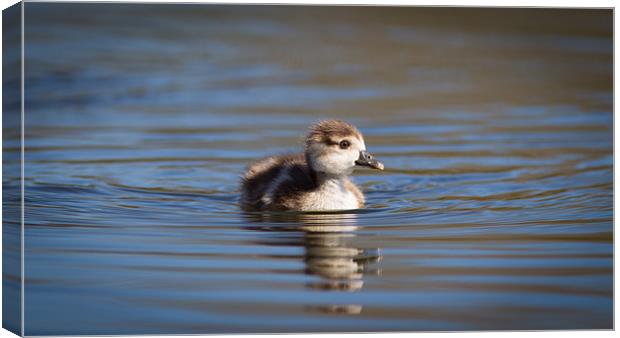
2,2,613,335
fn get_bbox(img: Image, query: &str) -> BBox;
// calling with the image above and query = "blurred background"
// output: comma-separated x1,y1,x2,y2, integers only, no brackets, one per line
3,4,613,334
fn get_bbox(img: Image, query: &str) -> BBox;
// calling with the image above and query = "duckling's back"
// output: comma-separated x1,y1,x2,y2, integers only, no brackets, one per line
240,153,317,211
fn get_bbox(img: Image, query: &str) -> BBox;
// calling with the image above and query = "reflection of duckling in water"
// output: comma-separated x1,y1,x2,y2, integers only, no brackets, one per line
303,225,381,292
240,120,384,211
243,212,381,314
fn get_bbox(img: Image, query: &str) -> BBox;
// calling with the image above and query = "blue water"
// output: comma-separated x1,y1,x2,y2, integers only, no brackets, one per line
2,4,613,335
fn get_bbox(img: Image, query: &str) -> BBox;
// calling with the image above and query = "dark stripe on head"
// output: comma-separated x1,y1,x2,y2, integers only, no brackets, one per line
306,119,363,147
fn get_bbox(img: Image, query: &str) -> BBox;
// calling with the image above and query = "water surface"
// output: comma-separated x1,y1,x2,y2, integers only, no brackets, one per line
3,4,613,334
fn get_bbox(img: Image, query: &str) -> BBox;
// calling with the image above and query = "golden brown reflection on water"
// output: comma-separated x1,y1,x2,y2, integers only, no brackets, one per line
244,212,381,314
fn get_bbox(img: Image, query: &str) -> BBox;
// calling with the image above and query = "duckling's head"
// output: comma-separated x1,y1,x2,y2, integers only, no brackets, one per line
305,119,384,176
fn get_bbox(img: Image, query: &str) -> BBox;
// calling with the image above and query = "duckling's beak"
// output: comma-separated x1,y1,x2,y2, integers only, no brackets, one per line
356,150,384,170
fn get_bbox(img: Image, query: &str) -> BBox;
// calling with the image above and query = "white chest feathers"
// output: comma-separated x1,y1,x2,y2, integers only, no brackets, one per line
300,178,360,211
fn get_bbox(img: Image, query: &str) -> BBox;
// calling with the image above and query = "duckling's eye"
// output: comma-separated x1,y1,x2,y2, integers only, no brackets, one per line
339,140,350,149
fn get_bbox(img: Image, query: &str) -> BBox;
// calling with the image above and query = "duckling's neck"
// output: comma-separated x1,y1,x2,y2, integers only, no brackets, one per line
307,171,359,211
314,171,347,185
305,153,351,186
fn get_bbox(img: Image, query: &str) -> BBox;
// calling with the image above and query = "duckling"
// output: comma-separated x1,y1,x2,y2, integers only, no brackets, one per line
240,119,384,211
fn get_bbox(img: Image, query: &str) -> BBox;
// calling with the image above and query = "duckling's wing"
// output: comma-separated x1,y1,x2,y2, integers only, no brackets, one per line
240,153,307,210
